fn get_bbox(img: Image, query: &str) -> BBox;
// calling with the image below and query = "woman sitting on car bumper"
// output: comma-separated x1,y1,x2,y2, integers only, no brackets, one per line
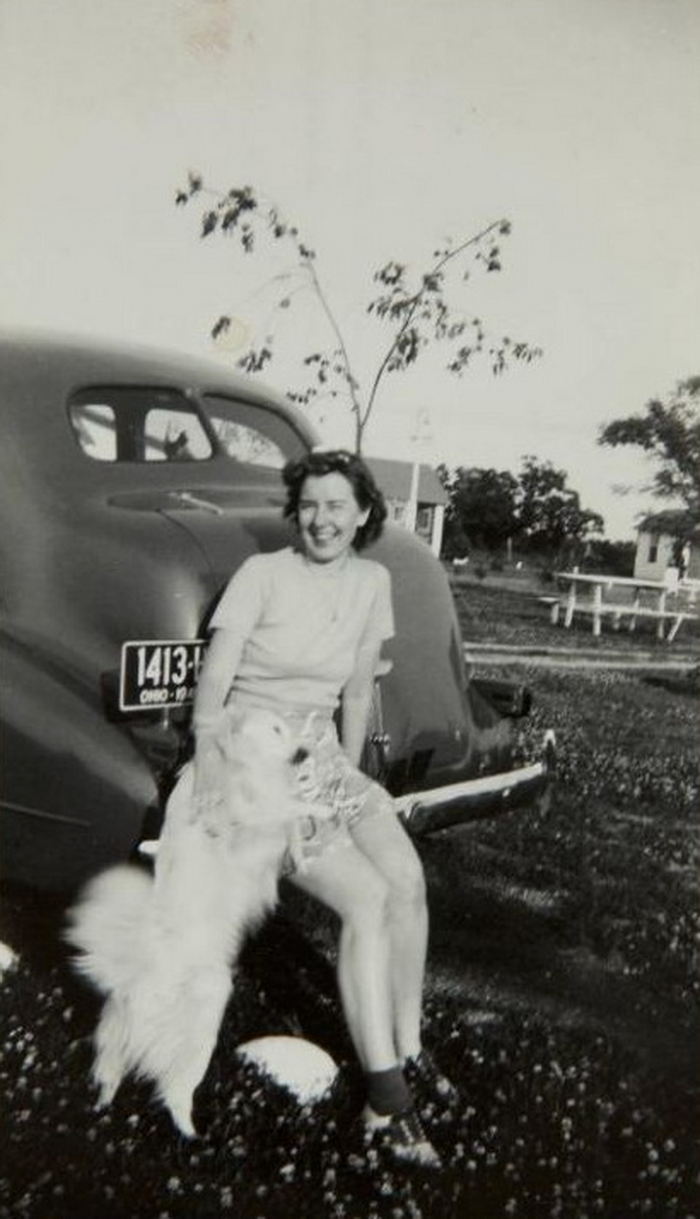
191,448,455,1168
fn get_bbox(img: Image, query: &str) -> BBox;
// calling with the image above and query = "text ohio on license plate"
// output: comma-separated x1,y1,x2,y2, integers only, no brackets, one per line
119,640,208,711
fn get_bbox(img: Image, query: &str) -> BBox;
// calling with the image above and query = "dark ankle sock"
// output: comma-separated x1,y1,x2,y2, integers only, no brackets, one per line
366,1065,413,1116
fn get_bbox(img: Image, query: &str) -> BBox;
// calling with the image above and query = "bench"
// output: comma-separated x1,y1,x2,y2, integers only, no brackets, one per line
537,596,562,625
551,599,695,641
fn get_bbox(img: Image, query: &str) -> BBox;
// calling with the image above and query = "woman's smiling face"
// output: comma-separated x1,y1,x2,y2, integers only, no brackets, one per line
297,472,370,564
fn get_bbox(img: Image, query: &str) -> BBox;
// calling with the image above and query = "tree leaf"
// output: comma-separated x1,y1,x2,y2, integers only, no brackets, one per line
201,212,218,238
211,316,231,339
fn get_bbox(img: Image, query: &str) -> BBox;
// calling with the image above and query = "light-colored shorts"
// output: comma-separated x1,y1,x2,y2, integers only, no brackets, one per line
238,708,390,875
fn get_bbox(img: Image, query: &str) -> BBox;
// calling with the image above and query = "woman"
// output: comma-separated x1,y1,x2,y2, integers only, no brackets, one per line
191,449,453,1168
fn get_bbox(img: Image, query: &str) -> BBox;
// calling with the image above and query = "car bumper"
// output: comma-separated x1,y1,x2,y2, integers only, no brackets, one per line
138,730,556,858
395,730,556,836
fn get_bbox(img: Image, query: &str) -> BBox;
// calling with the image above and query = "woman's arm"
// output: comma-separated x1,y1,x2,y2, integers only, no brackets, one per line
193,555,265,735
342,564,394,767
192,627,245,732
341,639,382,767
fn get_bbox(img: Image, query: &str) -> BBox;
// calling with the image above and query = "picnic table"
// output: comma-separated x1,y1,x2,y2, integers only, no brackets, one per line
545,571,697,641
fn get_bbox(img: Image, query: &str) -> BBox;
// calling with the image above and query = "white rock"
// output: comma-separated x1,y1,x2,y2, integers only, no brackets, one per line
0,942,18,974
236,1035,338,1104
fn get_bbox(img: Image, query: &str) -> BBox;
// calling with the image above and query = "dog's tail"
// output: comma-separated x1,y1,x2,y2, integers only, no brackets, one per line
65,864,154,995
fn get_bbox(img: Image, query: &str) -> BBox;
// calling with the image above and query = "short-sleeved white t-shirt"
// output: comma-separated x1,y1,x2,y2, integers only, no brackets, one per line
210,547,394,713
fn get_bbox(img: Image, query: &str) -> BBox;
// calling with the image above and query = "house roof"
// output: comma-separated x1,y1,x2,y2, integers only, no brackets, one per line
366,457,448,506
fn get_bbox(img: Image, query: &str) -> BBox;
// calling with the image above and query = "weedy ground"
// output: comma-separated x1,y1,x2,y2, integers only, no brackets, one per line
1,582,698,1219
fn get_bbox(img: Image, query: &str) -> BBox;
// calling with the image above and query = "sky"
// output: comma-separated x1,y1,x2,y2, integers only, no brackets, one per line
1,0,699,539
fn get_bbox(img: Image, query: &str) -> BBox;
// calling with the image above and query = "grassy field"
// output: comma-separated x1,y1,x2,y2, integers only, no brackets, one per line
1,581,698,1219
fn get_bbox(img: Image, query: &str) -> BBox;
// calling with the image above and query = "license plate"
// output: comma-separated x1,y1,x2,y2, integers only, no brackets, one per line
119,639,208,711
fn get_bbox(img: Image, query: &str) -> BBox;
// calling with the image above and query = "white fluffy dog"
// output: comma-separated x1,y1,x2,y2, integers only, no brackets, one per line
65,707,309,1137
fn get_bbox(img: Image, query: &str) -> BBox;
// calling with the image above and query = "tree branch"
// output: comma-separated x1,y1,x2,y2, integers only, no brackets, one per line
304,259,365,449
362,220,505,436
177,178,537,453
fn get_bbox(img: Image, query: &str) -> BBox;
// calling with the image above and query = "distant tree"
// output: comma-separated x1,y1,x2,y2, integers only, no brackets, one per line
516,456,604,555
438,456,603,561
584,538,637,578
175,175,542,451
599,377,700,526
438,464,519,556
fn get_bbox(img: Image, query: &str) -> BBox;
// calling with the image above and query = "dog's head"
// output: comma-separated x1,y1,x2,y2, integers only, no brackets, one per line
193,707,310,836
218,708,308,767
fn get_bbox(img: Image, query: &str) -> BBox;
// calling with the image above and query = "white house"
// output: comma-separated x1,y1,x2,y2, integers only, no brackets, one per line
634,510,700,583
365,457,448,557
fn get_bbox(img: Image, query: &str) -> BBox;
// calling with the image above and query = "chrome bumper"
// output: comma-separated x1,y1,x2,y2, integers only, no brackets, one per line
138,730,556,857
396,731,556,836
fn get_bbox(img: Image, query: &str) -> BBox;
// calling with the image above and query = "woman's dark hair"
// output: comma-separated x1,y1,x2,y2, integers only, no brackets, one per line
282,449,387,551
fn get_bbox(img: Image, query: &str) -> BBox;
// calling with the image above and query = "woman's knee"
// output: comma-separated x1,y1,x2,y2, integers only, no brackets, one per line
341,870,391,936
387,849,427,911
352,812,428,911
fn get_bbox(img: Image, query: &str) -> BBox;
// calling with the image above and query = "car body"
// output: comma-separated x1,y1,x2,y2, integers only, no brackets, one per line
0,331,554,892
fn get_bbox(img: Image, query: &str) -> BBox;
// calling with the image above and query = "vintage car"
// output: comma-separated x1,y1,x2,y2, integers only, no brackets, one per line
0,331,554,893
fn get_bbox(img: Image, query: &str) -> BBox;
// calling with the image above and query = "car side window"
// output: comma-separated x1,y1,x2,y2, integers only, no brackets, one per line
210,419,285,468
69,402,118,461
202,394,305,469
144,407,212,462
68,388,213,463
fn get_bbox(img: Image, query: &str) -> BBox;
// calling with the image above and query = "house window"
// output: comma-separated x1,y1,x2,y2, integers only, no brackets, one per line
648,534,659,564
415,506,433,536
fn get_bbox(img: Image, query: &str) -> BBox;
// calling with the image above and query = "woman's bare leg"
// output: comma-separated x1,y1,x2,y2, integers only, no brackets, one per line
350,812,428,1061
290,831,442,1167
289,841,397,1071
